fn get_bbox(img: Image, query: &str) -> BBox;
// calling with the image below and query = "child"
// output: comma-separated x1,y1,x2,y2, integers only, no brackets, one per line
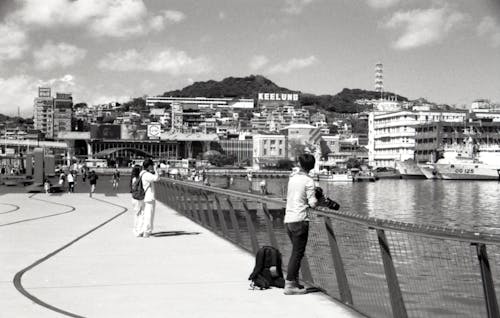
44,178,51,194
283,153,318,295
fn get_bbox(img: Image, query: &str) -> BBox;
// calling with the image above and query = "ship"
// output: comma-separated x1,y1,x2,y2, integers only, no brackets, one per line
395,159,426,179
418,163,439,179
317,173,354,182
373,166,401,179
434,138,500,180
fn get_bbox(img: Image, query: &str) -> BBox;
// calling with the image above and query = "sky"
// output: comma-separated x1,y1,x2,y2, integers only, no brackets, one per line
0,0,499,117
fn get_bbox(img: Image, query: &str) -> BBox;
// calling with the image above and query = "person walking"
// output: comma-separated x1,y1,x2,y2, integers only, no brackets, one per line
139,159,160,238
89,171,98,193
283,153,318,295
130,165,144,237
112,169,120,190
67,171,75,193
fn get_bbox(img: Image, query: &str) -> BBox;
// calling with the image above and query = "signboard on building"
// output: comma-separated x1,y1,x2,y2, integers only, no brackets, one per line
90,124,121,140
258,93,299,102
147,123,161,139
38,87,51,98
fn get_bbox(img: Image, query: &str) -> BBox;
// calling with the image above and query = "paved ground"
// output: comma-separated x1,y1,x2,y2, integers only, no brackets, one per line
0,186,364,318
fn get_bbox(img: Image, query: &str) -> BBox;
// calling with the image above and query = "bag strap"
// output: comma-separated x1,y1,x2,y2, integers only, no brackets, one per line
139,171,151,193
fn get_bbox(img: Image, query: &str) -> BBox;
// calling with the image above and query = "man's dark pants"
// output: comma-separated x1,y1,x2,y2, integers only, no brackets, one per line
285,221,309,281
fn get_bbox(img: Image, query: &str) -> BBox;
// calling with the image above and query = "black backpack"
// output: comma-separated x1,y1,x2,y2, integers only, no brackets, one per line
248,246,285,289
130,174,146,200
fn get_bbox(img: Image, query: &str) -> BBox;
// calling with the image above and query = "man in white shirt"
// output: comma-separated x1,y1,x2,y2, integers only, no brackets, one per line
283,153,318,295
140,159,160,237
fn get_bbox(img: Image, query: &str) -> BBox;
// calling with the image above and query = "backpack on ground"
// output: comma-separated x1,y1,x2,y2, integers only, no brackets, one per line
248,246,285,290
131,174,146,200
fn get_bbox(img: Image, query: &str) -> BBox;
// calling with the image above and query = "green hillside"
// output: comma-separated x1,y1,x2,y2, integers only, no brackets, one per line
161,75,408,113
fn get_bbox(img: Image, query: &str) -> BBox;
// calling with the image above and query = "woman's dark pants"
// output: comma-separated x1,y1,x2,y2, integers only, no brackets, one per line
285,221,309,281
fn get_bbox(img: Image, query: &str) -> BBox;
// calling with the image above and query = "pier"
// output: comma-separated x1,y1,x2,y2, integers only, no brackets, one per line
3,176,500,317
0,190,361,317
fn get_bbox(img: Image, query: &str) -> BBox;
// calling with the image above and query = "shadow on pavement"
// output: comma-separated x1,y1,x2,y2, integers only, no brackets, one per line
152,231,201,237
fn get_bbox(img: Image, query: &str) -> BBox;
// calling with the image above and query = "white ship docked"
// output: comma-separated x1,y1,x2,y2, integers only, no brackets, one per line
418,163,439,179
434,139,500,180
317,173,353,182
395,159,426,179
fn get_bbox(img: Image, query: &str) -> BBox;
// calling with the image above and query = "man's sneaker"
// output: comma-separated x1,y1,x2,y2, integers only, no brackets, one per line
284,280,306,295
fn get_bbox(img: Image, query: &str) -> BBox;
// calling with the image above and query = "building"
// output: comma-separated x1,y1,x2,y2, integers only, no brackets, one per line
252,134,288,170
368,110,467,167
146,96,254,109
33,87,54,138
218,139,253,164
53,93,73,137
414,121,500,163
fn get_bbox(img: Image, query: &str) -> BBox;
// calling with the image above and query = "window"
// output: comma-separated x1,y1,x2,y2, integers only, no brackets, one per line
264,149,267,155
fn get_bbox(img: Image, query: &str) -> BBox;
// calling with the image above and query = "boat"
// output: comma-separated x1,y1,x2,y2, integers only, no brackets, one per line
418,163,440,179
351,169,376,182
317,173,353,182
434,138,500,180
373,167,401,179
395,159,426,179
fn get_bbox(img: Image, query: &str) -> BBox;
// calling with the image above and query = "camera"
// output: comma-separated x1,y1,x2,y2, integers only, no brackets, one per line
314,187,340,210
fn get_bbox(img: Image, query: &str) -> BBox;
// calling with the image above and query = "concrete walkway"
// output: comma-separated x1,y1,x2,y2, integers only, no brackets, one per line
0,192,364,318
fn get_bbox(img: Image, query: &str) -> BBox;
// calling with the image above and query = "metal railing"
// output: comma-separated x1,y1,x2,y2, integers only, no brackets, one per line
156,177,500,318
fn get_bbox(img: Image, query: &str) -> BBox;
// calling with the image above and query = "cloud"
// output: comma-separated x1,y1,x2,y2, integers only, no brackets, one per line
249,55,269,71
477,16,500,47
366,0,400,9
0,23,29,61
10,0,185,38
0,75,37,116
268,56,318,74
97,48,212,75
33,42,86,70
90,95,131,106
282,0,316,15
383,7,466,50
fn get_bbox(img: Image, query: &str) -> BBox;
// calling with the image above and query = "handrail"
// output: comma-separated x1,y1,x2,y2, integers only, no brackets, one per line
161,177,500,245
158,177,500,318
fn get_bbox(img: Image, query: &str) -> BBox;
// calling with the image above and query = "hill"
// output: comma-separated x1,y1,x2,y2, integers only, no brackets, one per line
161,75,408,113
162,75,293,99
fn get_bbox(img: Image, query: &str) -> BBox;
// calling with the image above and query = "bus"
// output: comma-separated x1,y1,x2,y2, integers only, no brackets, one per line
85,159,108,168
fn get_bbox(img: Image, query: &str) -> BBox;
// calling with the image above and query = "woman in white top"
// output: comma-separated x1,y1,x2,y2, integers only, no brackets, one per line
140,159,160,237
130,165,144,237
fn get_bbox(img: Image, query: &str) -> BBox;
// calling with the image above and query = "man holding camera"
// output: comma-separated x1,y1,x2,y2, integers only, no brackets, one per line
284,153,340,295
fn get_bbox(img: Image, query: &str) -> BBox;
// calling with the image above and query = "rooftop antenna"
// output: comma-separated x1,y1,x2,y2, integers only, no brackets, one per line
375,62,384,100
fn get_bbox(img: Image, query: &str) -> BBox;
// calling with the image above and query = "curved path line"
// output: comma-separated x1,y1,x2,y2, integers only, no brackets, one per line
0,202,20,215
0,194,75,227
13,195,128,318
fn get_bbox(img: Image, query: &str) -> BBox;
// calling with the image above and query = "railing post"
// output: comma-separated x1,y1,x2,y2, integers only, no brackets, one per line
261,203,279,249
173,184,187,216
226,198,242,244
181,186,196,221
475,243,500,318
376,229,408,318
324,217,353,305
203,193,217,230
242,200,259,254
196,192,208,227
214,196,229,237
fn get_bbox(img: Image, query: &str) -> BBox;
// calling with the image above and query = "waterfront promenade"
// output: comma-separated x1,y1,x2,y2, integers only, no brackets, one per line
0,190,363,318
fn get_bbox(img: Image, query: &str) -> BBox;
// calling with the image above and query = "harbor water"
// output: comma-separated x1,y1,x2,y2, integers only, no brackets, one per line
210,175,500,234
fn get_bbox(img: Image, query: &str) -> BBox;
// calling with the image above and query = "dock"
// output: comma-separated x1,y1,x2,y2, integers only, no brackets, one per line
0,192,363,317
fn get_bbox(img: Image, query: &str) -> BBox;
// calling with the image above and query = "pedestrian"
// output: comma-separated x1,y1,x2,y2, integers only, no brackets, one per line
283,153,318,295
89,170,98,193
112,169,120,190
59,171,66,187
130,165,144,237
67,171,75,193
260,179,267,195
139,159,160,238
44,178,51,194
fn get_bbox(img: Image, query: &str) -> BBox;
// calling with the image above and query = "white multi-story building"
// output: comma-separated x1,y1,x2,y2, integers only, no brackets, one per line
252,134,288,170
368,110,467,167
